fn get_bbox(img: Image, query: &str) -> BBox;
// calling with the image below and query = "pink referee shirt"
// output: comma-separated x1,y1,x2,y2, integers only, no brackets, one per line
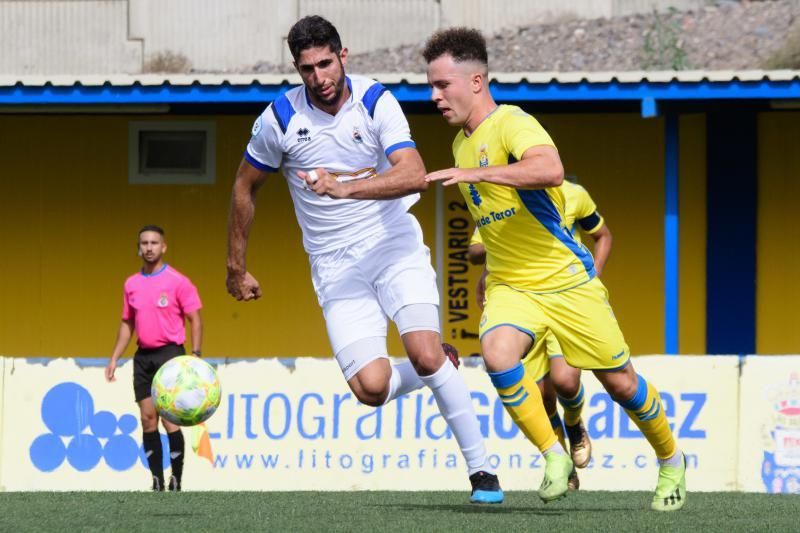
121,264,202,350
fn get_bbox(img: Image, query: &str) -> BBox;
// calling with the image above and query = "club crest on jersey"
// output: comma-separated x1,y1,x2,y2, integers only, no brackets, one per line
352,127,364,144
479,144,489,168
297,127,311,143
157,293,169,308
251,116,262,136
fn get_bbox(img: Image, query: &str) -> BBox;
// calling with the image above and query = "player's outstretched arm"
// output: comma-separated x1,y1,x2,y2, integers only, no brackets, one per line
426,145,564,189
226,159,267,301
106,319,134,382
299,147,427,200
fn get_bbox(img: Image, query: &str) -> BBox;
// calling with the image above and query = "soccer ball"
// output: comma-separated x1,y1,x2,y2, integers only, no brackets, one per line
151,356,221,426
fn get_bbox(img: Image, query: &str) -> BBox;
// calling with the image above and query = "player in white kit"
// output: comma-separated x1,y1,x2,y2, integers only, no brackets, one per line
226,15,503,503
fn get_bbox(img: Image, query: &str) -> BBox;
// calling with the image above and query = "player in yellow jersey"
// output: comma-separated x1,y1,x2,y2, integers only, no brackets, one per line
423,28,686,510
469,178,613,490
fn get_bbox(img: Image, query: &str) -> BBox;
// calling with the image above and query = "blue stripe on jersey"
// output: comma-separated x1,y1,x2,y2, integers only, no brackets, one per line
270,95,296,134
385,140,416,157
362,83,388,118
517,188,596,278
244,151,279,172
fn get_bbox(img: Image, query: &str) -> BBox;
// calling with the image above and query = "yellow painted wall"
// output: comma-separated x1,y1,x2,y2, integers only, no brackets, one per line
757,112,800,354
0,114,328,357
0,110,713,357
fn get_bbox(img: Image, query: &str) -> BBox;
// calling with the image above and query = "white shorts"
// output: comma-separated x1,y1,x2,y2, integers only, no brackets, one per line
310,213,440,357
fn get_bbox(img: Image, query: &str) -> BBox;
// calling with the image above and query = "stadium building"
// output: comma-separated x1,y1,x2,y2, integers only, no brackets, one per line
0,71,798,357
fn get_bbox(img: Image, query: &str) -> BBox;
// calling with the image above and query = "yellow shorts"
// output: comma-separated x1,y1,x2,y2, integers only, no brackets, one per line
479,277,630,372
521,331,564,383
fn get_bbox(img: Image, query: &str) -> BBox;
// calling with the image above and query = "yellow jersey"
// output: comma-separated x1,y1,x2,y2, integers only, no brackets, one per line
471,180,604,247
453,105,595,293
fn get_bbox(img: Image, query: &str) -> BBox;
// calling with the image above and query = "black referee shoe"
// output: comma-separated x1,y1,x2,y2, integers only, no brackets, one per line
168,475,181,492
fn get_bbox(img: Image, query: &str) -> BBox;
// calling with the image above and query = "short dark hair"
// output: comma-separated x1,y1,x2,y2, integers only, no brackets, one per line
287,15,343,61
138,225,164,238
422,27,488,67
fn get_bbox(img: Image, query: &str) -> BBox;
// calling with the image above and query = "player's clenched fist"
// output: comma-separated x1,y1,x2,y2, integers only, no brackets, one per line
298,168,350,199
226,271,263,301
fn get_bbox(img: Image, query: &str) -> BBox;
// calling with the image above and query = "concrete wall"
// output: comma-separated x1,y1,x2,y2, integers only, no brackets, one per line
0,0,706,74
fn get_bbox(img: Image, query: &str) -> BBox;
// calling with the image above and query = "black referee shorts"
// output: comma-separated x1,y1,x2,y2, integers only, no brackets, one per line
133,343,186,402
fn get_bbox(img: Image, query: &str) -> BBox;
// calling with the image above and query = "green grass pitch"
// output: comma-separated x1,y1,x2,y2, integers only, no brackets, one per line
0,491,796,531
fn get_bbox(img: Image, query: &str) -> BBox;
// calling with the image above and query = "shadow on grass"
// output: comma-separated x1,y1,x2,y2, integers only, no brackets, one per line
370,503,637,515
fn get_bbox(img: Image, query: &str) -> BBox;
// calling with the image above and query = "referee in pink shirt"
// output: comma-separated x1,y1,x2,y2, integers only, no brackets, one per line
105,225,203,492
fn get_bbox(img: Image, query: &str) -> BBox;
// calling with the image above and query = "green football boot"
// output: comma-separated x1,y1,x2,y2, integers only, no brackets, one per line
651,453,687,512
538,452,573,503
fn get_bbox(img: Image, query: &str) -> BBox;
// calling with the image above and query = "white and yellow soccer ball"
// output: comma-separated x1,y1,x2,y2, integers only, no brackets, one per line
151,356,221,426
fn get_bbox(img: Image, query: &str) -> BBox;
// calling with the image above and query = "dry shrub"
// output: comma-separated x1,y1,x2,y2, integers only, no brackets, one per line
143,50,192,73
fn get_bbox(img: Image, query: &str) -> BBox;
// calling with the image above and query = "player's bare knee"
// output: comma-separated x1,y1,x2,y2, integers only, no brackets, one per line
408,349,443,376
481,342,521,372
349,376,389,407
611,380,639,404
140,412,158,432
481,328,531,371
353,386,387,407
553,377,581,400
598,371,638,403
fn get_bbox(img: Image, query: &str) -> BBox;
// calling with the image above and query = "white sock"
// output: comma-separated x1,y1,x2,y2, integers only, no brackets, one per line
544,442,566,456
383,360,425,405
418,360,492,475
658,449,684,468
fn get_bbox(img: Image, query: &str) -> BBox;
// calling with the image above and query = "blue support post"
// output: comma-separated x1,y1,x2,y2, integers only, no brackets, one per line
664,114,680,354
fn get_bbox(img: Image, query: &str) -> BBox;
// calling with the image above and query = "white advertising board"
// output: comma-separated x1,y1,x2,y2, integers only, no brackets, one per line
0,355,740,492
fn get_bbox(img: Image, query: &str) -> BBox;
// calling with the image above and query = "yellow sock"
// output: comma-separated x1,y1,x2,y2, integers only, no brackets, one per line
558,383,585,427
620,374,677,460
547,410,568,451
489,363,557,452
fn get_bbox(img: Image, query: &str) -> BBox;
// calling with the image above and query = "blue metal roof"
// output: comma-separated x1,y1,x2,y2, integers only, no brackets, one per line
1,71,798,106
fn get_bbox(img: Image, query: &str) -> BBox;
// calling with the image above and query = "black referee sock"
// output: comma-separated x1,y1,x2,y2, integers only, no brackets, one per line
167,430,185,482
142,430,164,487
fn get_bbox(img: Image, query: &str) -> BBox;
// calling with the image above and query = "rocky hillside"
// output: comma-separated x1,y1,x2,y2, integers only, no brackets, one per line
252,0,800,73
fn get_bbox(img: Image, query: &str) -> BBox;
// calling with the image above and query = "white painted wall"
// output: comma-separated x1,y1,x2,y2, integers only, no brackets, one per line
0,0,141,74
0,0,707,74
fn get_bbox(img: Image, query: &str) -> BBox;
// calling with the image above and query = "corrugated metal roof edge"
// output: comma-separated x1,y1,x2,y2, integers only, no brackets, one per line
1,70,799,87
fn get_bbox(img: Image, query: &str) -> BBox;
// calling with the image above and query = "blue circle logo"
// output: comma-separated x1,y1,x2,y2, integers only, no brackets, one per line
42,383,94,436
29,382,151,473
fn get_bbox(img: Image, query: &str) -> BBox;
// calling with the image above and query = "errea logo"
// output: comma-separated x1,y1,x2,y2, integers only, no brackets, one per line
297,128,311,143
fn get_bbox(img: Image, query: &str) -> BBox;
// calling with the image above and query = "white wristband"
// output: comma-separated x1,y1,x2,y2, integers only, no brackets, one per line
308,170,319,183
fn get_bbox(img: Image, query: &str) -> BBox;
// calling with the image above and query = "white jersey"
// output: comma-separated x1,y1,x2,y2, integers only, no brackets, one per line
245,74,420,254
